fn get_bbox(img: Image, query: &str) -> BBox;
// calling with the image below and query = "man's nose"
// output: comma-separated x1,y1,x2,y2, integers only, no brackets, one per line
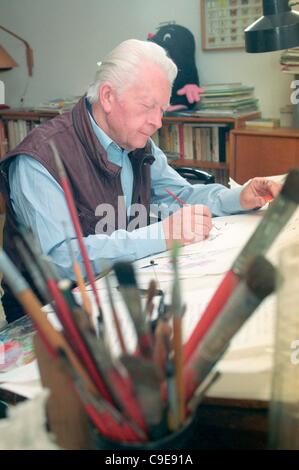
148,108,163,129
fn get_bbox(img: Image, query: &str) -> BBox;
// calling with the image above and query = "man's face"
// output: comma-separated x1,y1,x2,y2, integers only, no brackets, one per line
104,63,171,150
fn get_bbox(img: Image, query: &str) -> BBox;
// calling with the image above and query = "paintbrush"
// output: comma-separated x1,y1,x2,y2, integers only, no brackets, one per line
58,279,147,432
38,273,114,403
170,242,185,426
165,356,179,432
0,249,99,397
58,280,124,411
184,168,299,364
187,370,221,413
62,221,93,325
120,354,168,440
144,279,157,319
114,262,153,358
58,348,147,442
184,255,276,401
104,272,127,354
153,316,172,376
14,236,52,304
49,140,104,331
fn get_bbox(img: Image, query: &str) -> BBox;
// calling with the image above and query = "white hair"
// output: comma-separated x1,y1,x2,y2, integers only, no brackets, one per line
86,39,177,103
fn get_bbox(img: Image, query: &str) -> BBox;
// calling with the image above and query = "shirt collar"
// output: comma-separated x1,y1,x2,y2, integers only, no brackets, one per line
85,97,123,154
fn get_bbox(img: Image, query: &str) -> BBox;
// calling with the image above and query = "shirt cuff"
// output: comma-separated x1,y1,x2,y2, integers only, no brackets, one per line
218,186,244,214
131,221,166,260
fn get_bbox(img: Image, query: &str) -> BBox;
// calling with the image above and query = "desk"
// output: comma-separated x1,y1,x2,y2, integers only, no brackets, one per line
193,397,268,449
0,387,268,449
0,203,297,449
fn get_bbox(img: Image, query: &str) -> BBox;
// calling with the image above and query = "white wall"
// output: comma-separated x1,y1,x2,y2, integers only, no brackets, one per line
0,0,293,117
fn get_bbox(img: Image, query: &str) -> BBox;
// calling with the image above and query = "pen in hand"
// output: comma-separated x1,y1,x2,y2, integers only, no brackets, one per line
165,188,187,207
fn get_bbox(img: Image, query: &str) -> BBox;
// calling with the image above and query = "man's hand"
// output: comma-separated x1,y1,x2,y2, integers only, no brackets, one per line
240,177,282,210
162,204,212,250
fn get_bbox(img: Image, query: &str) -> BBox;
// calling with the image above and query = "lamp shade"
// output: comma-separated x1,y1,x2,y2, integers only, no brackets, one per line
0,45,18,70
245,0,299,53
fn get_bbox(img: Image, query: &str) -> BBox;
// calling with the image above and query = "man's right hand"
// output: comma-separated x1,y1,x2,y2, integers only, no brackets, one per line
162,204,212,250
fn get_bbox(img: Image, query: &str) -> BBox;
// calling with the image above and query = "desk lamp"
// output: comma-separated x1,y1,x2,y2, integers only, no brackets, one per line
245,0,299,53
245,1,299,126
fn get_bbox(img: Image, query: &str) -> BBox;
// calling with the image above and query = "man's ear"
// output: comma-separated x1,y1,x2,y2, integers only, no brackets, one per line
98,82,115,113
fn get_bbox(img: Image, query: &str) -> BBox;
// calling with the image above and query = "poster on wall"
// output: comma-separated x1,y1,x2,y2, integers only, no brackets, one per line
201,0,262,51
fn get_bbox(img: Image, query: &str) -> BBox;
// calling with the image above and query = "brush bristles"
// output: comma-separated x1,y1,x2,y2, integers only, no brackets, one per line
245,255,276,299
281,168,299,203
114,262,137,287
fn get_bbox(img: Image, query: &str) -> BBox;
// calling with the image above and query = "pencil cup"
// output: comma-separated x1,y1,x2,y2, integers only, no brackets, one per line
91,413,197,450
269,242,299,450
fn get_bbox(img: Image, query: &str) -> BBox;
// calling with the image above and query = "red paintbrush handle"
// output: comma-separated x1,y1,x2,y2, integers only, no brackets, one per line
183,270,240,364
47,278,111,402
61,177,101,309
107,370,147,433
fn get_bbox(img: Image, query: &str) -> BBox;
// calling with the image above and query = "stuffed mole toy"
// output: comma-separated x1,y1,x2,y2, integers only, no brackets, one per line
147,23,203,111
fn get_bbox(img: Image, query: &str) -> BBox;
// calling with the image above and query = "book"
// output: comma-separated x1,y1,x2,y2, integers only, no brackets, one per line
245,118,280,129
186,105,259,118
199,98,258,109
201,83,255,97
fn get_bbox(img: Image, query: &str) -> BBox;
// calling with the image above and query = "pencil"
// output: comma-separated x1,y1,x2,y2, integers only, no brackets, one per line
165,188,187,207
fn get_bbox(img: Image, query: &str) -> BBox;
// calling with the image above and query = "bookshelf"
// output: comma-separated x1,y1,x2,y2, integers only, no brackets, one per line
0,109,58,215
0,109,58,157
157,112,261,186
0,108,261,186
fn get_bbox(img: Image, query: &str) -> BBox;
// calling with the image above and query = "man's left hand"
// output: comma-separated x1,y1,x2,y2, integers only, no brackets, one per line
240,177,282,210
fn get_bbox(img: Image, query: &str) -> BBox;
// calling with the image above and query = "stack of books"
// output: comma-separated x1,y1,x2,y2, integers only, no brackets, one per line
194,83,259,117
280,48,299,74
33,96,81,112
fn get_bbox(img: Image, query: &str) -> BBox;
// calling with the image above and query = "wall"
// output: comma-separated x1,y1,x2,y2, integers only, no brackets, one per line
0,0,293,117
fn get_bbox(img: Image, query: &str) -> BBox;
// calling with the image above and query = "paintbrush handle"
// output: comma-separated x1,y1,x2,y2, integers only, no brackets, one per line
104,275,127,354
183,270,240,364
60,178,101,309
173,315,185,425
46,277,113,402
184,257,275,401
12,289,99,397
73,261,92,319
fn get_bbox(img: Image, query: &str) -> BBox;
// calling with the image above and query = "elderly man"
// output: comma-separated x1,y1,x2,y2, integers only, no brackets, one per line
0,39,280,322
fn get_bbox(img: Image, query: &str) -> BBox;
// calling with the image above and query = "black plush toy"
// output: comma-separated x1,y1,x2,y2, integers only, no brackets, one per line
148,23,202,110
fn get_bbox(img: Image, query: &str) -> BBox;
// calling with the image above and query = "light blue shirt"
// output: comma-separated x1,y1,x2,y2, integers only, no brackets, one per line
9,109,244,280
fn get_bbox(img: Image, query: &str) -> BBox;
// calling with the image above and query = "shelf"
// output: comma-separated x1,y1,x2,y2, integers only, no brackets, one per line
233,126,299,138
163,111,261,128
170,160,228,170
0,109,59,120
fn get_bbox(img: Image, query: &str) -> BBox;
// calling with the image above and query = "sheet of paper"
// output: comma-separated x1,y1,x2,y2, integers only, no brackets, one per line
0,360,39,383
135,213,262,280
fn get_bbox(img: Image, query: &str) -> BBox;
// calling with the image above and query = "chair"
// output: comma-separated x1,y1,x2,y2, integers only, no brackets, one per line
174,166,215,185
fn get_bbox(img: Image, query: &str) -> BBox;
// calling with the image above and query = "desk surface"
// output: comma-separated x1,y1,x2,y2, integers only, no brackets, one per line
1,200,298,449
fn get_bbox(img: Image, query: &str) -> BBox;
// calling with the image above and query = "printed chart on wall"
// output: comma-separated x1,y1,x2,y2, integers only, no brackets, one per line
201,0,262,51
